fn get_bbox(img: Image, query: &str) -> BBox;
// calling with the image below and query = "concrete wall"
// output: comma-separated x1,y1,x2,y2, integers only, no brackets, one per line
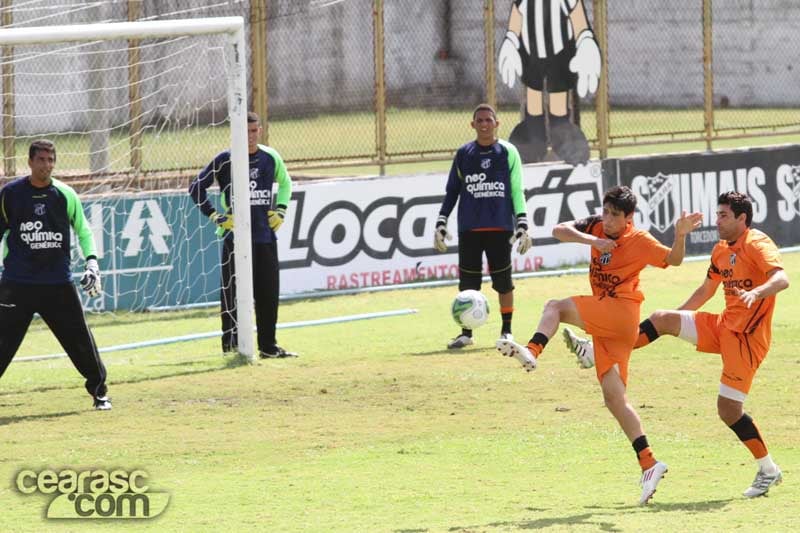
5,0,800,134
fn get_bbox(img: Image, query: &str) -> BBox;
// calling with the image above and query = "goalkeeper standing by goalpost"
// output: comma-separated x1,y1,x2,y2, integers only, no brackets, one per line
189,111,297,359
0,140,111,410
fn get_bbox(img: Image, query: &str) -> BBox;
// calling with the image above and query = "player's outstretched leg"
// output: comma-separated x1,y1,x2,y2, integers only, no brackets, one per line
495,338,537,372
562,327,594,368
639,461,668,505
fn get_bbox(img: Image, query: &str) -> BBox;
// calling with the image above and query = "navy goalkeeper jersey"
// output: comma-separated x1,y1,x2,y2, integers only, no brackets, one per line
439,139,527,232
0,176,97,284
188,144,292,244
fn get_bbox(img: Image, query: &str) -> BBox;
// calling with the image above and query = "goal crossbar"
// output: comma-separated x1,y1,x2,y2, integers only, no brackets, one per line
0,17,245,46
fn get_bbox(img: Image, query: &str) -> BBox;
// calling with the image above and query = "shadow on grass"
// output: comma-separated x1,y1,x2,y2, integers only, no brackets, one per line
0,354,254,398
408,347,492,357
399,499,736,532
0,410,82,427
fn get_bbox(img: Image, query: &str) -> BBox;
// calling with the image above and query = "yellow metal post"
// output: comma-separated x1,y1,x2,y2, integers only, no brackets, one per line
250,0,268,143
593,0,609,159
373,0,386,174
484,0,496,109
703,0,714,151
128,0,142,171
2,0,15,177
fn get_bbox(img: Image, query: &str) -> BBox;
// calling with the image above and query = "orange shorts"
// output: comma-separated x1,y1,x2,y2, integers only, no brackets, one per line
694,311,771,395
572,295,640,385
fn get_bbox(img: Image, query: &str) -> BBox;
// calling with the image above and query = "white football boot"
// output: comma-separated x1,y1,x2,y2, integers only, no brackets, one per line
639,461,668,505
495,338,537,372
743,467,782,498
562,327,595,369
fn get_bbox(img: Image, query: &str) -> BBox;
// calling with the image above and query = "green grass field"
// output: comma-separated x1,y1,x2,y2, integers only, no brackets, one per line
3,253,799,532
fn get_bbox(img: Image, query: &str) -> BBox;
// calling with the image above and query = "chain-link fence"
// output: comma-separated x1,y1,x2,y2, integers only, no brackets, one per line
1,0,798,183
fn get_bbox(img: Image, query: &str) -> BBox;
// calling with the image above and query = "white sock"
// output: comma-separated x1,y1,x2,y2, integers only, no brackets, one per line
757,454,778,474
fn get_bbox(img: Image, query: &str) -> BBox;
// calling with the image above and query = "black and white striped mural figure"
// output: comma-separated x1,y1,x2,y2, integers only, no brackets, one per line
498,0,600,166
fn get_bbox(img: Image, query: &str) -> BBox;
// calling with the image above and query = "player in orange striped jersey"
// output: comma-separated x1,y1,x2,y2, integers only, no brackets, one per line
496,185,702,505
600,191,788,498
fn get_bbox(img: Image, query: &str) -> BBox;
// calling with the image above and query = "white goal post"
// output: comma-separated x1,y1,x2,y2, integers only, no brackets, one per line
0,17,257,362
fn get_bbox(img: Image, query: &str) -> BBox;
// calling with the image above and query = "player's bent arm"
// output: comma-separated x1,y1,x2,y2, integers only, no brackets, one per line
749,268,790,300
665,211,703,266
553,221,600,246
677,277,719,311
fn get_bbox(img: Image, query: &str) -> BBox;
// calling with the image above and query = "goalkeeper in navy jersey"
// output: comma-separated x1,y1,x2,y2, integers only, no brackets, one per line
434,104,533,349
189,111,296,359
0,140,110,410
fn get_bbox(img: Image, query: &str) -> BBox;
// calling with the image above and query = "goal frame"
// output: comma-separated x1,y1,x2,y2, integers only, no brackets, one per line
0,17,257,362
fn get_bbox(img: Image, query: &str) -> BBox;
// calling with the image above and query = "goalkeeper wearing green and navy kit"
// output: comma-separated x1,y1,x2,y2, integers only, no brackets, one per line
434,104,532,350
0,139,110,410
189,112,296,358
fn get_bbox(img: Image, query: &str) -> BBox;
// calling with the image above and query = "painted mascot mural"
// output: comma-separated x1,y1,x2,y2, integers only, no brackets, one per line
498,0,601,165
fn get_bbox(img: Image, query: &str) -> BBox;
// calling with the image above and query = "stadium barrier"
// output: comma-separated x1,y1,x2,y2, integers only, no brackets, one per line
9,144,796,311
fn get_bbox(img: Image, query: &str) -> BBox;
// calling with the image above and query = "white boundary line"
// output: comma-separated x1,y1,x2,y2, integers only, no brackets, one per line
14,309,418,363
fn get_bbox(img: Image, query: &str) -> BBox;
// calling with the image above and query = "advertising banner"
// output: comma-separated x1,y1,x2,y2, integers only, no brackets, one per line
615,145,800,255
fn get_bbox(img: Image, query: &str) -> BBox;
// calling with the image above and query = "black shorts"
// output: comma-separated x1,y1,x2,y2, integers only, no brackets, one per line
521,46,577,93
458,231,514,294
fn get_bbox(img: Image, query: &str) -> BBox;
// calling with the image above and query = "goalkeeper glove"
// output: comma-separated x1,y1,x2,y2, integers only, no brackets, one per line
509,213,532,254
433,215,452,253
210,211,234,232
80,257,102,298
268,204,287,231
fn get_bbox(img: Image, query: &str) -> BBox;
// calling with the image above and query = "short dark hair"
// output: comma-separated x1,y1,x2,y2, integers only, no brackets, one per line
472,103,497,121
603,185,637,216
718,190,753,226
29,139,56,161
247,111,260,124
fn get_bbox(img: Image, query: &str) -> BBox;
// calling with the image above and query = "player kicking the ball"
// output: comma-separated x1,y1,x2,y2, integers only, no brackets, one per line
495,185,702,504
563,191,788,499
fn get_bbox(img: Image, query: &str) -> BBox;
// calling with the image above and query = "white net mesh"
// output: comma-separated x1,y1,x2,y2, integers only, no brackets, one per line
1,25,237,314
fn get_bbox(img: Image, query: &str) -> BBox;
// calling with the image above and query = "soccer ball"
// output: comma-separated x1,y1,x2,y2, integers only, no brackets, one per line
451,289,490,329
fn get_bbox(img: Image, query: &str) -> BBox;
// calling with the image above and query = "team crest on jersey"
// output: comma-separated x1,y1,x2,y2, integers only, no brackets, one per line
642,172,679,233
599,252,612,265
729,253,736,265
789,165,800,216
33,203,46,216
480,158,491,170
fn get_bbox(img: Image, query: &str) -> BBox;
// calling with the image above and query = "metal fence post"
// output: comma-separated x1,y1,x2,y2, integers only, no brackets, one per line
128,0,142,172
2,0,15,177
703,0,714,151
250,0,268,143
373,0,386,175
594,0,609,159
484,0,496,109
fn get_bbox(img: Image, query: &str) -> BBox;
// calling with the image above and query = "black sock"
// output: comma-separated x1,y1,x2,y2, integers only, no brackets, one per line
462,328,472,338
640,319,660,342
501,311,513,335
530,332,549,347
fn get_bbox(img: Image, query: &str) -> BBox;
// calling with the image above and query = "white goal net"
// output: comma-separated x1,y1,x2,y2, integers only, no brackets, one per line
0,17,257,359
